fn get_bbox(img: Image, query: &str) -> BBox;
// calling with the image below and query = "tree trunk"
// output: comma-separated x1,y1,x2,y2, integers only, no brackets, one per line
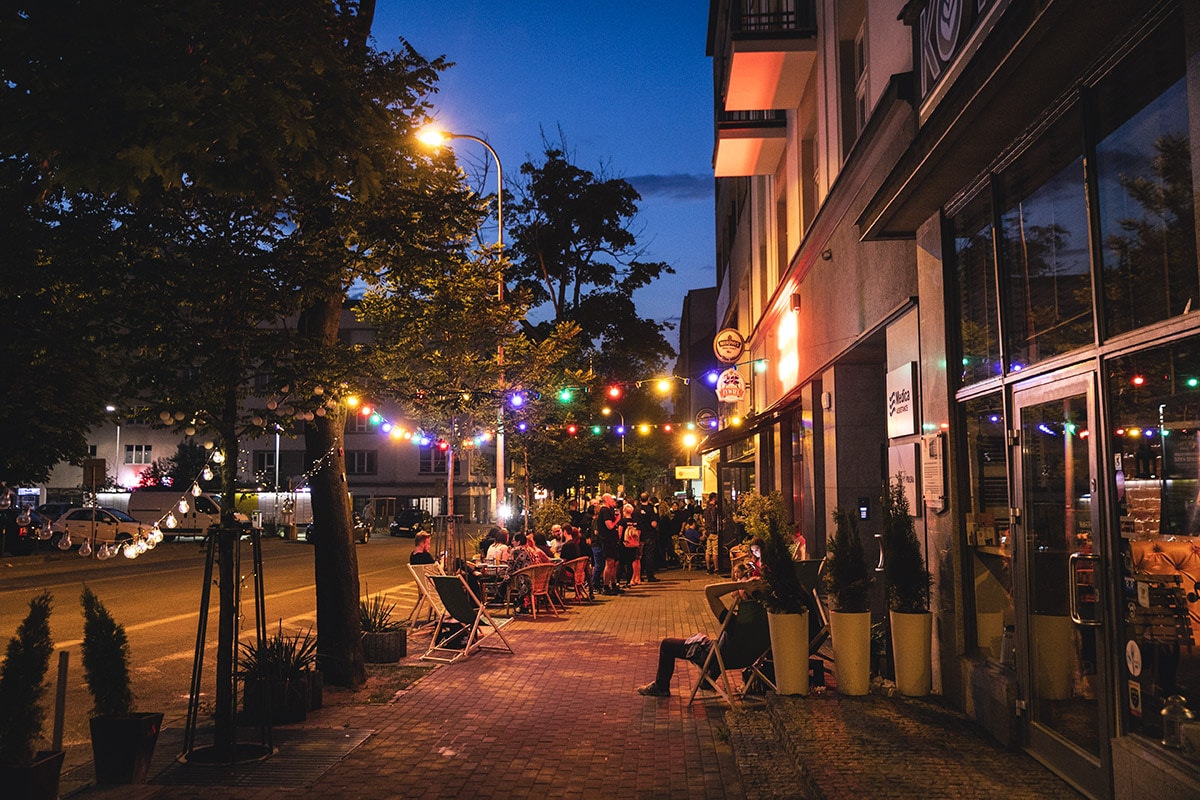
212,384,241,758
301,296,365,688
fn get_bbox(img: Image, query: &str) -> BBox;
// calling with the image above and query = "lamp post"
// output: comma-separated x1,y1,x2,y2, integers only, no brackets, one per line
418,128,506,523
602,407,626,495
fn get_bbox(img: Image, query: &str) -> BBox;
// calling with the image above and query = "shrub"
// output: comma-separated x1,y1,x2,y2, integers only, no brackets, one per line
80,586,134,717
238,626,317,683
881,477,931,613
360,593,405,633
825,510,872,613
0,592,54,766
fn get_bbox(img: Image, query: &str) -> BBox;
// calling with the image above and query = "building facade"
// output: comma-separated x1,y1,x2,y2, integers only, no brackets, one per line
705,1,1200,797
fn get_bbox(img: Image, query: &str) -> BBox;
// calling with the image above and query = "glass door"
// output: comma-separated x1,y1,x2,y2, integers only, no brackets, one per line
717,462,754,571
1013,375,1111,799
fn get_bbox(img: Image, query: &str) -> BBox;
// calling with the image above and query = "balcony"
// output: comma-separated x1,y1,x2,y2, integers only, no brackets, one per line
713,0,818,111
713,110,787,177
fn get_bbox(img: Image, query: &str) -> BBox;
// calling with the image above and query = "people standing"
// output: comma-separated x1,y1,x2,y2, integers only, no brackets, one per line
598,493,623,595
703,492,721,574
635,492,660,582
620,502,642,586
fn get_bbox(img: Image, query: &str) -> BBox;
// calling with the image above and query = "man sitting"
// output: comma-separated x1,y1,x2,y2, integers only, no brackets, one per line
636,578,765,697
409,531,436,565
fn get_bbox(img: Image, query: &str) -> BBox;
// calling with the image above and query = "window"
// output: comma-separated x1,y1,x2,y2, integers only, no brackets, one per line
254,451,276,474
87,445,97,457
347,414,371,434
124,444,152,465
346,450,377,475
999,107,1094,369
1094,21,1195,338
853,23,868,136
951,191,1001,386
418,446,449,475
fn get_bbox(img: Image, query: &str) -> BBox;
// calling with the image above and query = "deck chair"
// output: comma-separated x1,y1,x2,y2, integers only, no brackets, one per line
674,536,705,570
506,562,563,618
687,597,773,708
420,574,514,664
560,556,592,603
406,562,446,627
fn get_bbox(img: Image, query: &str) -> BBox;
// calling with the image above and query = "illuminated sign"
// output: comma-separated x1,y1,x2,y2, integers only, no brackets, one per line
886,362,918,438
776,310,799,390
716,368,747,403
713,328,746,363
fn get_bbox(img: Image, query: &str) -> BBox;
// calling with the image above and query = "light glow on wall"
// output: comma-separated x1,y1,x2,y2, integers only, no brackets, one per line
776,310,799,390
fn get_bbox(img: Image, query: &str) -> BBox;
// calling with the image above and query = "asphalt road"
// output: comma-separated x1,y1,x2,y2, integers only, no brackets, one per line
0,531,418,773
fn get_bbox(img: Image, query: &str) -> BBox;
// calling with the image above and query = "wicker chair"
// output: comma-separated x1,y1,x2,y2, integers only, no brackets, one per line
560,556,593,603
506,562,562,618
674,535,705,570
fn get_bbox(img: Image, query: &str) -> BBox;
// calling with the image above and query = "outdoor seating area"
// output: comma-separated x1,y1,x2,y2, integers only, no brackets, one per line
674,535,705,570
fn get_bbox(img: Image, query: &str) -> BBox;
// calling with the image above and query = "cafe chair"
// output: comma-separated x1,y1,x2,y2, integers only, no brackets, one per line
406,562,446,628
560,556,593,603
506,562,562,618
674,536,705,570
687,597,773,709
420,574,514,664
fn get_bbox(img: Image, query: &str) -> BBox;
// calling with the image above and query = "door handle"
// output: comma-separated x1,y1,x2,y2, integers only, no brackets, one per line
1069,552,1101,626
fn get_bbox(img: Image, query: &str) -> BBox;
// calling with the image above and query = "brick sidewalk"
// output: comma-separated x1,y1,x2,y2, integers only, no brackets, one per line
68,568,1082,800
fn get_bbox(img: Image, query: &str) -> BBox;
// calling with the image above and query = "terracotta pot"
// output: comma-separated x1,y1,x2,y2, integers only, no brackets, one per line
830,611,872,695
90,712,163,785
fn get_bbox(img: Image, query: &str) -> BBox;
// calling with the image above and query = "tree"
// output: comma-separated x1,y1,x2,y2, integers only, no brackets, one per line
508,145,676,378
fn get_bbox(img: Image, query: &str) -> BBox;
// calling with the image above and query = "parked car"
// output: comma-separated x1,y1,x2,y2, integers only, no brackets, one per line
388,507,428,538
1,508,52,556
127,490,247,540
51,507,146,547
34,501,73,523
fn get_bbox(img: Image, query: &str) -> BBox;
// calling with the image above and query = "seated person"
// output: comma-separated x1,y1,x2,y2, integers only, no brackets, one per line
409,531,436,565
731,537,764,580
637,579,765,697
533,532,555,560
485,530,512,563
558,526,586,562
681,519,703,549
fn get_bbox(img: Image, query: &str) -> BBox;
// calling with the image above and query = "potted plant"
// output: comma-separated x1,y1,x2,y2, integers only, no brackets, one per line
360,592,407,662
825,509,873,695
738,490,809,696
0,591,65,800
80,587,164,785
238,626,317,724
880,476,933,696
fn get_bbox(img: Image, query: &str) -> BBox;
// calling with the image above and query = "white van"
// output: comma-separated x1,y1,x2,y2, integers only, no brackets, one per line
126,491,242,539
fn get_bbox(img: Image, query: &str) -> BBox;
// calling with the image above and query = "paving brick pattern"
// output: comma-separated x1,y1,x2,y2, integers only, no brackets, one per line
68,568,1083,800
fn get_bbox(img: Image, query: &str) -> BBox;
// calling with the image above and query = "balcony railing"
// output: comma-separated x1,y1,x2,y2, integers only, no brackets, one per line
730,0,817,37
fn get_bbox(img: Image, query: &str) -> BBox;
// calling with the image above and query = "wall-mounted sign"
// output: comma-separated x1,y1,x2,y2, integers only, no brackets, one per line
695,407,719,430
886,362,918,439
713,328,746,363
675,465,701,481
923,432,946,513
715,368,746,403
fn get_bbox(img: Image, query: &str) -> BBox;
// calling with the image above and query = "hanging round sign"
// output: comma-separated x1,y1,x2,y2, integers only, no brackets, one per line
713,328,746,363
715,368,747,403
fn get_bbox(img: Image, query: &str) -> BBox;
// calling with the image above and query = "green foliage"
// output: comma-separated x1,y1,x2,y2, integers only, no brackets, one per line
238,627,317,683
0,592,54,766
734,490,789,542
826,510,872,613
531,497,571,533
881,477,931,613
80,586,134,718
735,491,804,614
359,593,404,634
509,145,676,378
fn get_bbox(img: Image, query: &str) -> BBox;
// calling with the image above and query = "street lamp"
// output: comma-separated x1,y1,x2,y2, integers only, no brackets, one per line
601,407,625,453
418,128,506,523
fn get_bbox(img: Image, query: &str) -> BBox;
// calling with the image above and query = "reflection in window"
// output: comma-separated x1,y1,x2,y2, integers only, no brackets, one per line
1108,337,1200,759
962,394,1014,662
1095,21,1196,337
952,192,1001,386
1000,108,1093,368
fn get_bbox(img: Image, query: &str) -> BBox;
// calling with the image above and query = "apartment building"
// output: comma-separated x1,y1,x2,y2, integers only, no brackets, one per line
705,1,1199,796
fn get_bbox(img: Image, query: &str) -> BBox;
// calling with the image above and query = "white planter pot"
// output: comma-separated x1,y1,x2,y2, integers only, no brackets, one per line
889,610,932,697
767,610,809,696
829,610,872,696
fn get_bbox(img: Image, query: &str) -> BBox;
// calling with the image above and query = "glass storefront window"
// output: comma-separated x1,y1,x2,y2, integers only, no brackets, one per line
952,192,1001,386
999,108,1094,369
962,394,1014,661
1108,337,1200,760
1095,20,1196,338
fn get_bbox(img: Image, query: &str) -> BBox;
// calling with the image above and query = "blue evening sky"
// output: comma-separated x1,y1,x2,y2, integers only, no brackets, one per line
370,1,717,333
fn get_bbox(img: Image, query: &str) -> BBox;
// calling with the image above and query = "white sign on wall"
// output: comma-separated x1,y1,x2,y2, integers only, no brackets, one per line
715,368,747,403
886,362,918,439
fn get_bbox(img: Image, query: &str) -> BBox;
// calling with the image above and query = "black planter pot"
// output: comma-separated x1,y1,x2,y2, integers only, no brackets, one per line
242,676,308,724
0,750,66,800
361,629,406,662
90,712,164,785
